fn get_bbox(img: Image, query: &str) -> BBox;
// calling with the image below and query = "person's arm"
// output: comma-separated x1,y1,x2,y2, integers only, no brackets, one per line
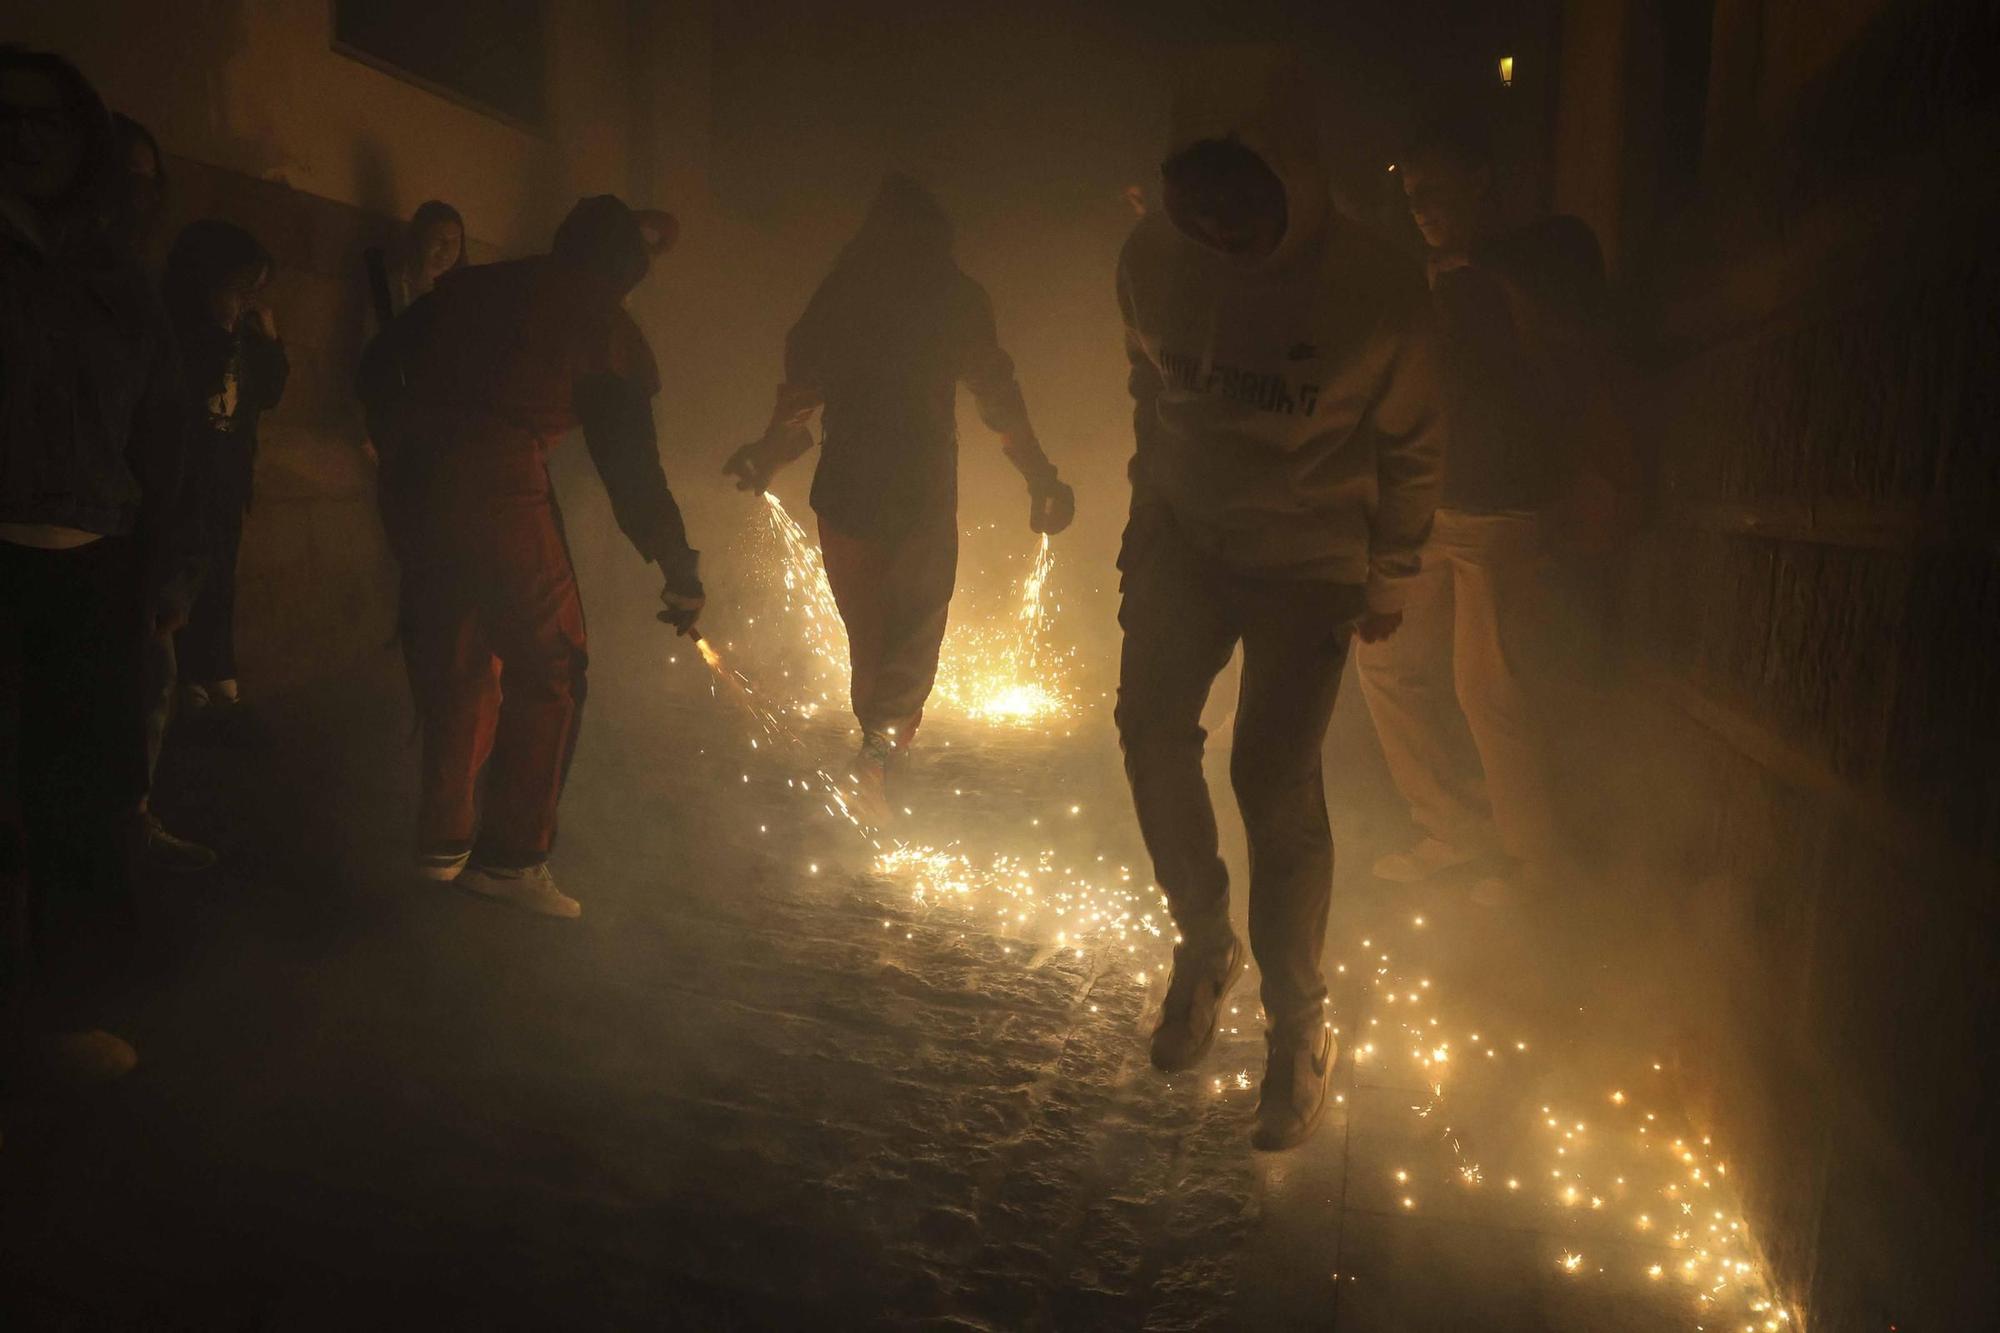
723,296,833,493
573,371,704,633
1362,294,1447,632
961,282,1072,533
1117,253,1169,523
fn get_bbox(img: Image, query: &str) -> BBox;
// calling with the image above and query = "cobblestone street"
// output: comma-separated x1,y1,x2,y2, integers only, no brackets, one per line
2,603,1790,1329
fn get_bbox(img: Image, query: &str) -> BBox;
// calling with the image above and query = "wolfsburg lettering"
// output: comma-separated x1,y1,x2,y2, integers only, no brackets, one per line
1157,349,1320,416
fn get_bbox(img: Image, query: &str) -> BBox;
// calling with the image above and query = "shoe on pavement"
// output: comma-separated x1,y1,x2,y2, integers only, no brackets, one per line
461,862,580,919
43,1029,139,1085
1253,1022,1337,1152
143,812,216,871
415,841,473,882
851,730,897,824
1149,929,1245,1073
1372,837,1476,885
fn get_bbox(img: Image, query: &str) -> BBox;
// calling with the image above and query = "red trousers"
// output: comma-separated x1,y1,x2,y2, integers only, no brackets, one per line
405,497,586,868
818,510,957,742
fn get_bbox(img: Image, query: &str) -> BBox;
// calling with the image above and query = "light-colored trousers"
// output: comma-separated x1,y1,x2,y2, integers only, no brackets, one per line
1355,509,1561,869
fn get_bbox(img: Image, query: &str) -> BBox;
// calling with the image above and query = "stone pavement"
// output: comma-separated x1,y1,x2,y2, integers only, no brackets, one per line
0,649,1790,1330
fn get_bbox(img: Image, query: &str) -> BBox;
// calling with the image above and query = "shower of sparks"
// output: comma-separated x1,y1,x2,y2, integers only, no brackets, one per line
1354,912,1798,1327
689,498,1805,1332
750,492,1075,725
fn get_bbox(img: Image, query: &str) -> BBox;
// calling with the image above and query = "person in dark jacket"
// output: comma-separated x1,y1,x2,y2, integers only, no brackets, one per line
1355,113,1632,905
357,195,701,919
162,219,289,719
1,47,199,1082
725,175,1075,804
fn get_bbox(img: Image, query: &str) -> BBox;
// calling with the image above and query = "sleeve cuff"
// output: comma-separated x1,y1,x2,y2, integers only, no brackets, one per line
1365,569,1411,615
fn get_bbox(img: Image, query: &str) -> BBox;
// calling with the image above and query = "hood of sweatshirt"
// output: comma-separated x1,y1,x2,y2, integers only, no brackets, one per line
1163,47,1330,270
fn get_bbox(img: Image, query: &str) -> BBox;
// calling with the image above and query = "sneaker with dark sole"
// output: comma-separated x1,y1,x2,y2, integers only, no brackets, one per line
849,731,898,826
415,842,473,882
1253,1023,1337,1152
460,862,580,919
1149,931,1246,1073
1372,836,1478,885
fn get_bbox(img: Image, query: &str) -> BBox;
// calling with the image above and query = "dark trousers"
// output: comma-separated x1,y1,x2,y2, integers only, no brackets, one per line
0,537,146,1035
1114,511,1364,1034
405,499,587,869
177,500,244,683
819,509,958,742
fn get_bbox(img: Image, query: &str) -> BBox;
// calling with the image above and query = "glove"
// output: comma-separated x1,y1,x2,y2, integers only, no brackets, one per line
1028,476,1076,535
654,551,706,637
723,438,778,494
724,424,811,496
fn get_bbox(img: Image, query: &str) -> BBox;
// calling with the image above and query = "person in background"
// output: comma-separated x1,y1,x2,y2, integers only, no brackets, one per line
1,47,200,1081
357,196,701,920
386,199,465,317
1115,50,1444,1151
1355,113,1626,905
725,175,1075,810
162,220,289,724
108,112,212,871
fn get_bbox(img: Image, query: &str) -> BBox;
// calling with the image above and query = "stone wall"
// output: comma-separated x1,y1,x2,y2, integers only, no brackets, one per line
1585,0,2000,1325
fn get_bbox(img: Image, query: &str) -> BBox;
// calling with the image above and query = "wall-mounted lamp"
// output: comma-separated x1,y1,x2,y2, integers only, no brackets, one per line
1498,55,1515,86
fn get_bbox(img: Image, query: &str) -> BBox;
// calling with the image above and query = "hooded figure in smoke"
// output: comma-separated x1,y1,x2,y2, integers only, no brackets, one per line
357,195,700,919
1115,50,1445,1150
726,174,1075,806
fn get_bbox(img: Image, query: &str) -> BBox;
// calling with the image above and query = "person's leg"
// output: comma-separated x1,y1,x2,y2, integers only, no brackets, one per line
140,630,175,789
1231,580,1365,1036
202,504,245,696
17,540,147,1042
818,518,895,736
1114,512,1240,949
476,506,587,871
1354,526,1490,857
868,509,959,744
174,504,239,693
1450,513,1564,874
410,567,501,867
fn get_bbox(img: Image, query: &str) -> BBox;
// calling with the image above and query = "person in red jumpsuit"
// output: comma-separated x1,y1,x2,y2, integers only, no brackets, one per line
358,196,702,919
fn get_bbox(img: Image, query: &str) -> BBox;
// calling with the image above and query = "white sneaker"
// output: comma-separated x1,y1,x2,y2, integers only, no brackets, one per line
415,842,472,882
1372,837,1477,884
461,863,580,919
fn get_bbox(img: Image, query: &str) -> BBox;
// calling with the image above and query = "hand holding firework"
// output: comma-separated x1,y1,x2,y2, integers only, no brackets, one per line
657,564,706,637
1028,476,1076,535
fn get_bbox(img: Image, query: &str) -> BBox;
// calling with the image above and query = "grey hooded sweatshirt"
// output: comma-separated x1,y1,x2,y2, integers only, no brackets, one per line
1116,51,1444,612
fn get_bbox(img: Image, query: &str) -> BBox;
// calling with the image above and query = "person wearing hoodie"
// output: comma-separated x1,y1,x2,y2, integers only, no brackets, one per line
1115,51,1445,1151
726,175,1075,805
1356,114,1628,904
2,47,200,1082
357,196,701,919
163,220,290,724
